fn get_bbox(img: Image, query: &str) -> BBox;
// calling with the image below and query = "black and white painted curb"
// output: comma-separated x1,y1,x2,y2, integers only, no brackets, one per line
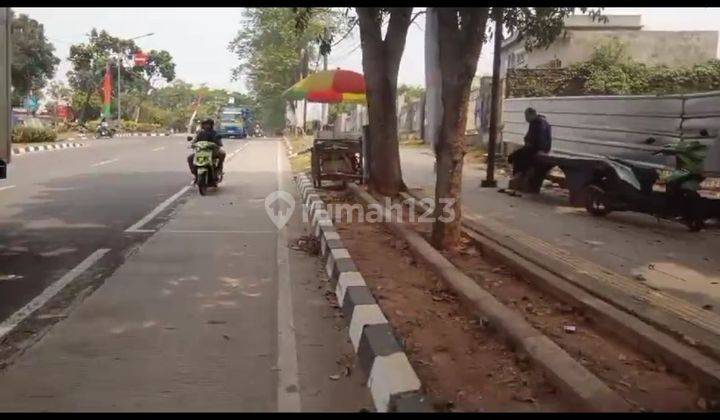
11,142,84,156
115,132,172,137
294,171,431,413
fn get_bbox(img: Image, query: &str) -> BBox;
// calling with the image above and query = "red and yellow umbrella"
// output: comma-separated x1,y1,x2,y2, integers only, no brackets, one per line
283,69,366,104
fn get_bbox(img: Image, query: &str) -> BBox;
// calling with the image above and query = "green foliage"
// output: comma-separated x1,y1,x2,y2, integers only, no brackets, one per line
508,39,720,97
229,8,349,129
398,84,425,102
12,125,57,143
10,13,60,106
67,29,176,123
327,102,354,124
500,8,606,52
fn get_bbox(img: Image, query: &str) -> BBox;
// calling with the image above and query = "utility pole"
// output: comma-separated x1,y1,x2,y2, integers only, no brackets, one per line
116,32,154,126
481,7,503,188
301,47,308,133
116,54,121,124
321,53,328,128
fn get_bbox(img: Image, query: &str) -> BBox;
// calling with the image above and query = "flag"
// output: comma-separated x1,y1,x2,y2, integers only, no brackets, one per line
102,66,113,119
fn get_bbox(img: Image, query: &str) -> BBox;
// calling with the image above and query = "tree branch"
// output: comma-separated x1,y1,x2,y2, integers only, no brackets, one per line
331,19,358,47
409,10,426,26
384,7,412,65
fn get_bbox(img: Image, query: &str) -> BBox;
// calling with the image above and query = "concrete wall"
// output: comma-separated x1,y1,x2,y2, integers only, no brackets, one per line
520,30,718,68
505,30,718,71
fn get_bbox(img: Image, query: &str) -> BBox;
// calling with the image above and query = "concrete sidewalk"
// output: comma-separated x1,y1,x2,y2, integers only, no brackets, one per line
401,145,720,312
0,140,372,411
400,145,720,357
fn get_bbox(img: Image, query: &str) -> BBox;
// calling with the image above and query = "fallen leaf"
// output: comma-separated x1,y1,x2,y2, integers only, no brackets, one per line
329,374,341,381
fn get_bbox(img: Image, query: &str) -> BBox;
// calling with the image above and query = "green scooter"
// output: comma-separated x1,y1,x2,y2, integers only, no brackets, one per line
188,137,223,196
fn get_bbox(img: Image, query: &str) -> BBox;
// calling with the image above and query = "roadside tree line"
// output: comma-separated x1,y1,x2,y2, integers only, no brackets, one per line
286,7,604,250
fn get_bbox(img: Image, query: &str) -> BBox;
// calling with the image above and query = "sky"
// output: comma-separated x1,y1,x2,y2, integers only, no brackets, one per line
14,7,720,118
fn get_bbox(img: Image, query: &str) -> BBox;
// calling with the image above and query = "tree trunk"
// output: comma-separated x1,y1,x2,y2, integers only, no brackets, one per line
356,7,412,196
78,89,93,124
431,8,490,250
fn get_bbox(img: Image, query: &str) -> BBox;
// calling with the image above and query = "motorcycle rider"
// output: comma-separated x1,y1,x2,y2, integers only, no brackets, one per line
187,118,226,183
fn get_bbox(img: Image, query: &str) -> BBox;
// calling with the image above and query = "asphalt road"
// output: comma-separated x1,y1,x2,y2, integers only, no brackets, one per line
400,145,720,312
0,136,245,323
0,137,372,411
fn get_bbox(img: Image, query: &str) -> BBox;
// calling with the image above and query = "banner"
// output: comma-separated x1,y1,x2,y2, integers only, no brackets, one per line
102,66,113,119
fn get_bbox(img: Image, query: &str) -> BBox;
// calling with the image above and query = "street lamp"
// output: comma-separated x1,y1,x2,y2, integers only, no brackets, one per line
117,32,154,125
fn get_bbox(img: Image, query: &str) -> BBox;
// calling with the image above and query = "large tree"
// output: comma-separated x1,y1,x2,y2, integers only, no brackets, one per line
125,49,176,122
229,8,347,130
429,7,604,249
10,13,60,106
67,29,175,123
355,8,415,196
295,7,422,196
67,29,136,122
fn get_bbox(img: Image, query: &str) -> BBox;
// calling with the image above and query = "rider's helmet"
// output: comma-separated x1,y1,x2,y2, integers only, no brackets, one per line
201,118,214,128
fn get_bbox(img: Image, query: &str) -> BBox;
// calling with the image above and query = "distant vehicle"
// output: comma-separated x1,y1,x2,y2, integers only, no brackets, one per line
217,107,248,139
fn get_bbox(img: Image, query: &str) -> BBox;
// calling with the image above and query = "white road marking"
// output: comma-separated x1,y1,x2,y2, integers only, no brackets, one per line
226,141,251,162
125,186,191,233
0,248,111,340
0,185,16,192
152,146,165,152
275,140,301,412
158,229,275,234
91,158,119,167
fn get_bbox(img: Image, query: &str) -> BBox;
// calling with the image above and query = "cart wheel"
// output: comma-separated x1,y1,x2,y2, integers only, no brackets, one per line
584,185,611,217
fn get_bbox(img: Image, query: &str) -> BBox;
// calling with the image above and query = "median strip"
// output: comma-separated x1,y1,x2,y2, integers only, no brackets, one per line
293,172,430,413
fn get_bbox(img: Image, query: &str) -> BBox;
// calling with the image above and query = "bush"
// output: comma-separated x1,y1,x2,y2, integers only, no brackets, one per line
507,39,720,97
85,120,100,132
136,123,161,133
12,126,58,143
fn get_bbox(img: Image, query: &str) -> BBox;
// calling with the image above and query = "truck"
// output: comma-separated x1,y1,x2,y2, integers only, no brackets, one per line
217,106,249,139
0,8,11,180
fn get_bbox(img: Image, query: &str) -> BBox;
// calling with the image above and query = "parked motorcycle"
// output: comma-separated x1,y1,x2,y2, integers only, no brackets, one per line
188,136,223,196
96,125,114,139
583,140,719,231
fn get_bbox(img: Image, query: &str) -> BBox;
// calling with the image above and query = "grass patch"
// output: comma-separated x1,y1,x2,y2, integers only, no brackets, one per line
289,134,313,173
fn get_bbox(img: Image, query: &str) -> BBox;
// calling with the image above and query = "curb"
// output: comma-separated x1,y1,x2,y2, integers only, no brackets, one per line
115,132,171,137
11,142,84,156
400,190,720,406
348,183,631,412
293,172,431,413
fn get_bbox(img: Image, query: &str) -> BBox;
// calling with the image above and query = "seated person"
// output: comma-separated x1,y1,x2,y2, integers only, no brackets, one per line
508,107,552,176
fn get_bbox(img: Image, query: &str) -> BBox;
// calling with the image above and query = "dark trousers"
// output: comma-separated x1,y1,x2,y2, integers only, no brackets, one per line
187,149,226,176
508,146,537,176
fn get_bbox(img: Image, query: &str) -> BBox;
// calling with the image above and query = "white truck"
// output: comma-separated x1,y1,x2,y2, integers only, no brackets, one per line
0,8,11,180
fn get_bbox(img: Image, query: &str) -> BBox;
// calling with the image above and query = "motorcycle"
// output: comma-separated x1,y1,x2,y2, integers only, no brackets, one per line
188,136,223,196
96,125,114,139
583,140,719,231
253,125,264,138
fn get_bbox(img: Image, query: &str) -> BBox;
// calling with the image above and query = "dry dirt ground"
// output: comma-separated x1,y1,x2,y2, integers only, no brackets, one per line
332,194,705,412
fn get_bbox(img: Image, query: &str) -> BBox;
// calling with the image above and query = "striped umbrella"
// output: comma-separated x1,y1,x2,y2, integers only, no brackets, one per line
283,69,366,104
